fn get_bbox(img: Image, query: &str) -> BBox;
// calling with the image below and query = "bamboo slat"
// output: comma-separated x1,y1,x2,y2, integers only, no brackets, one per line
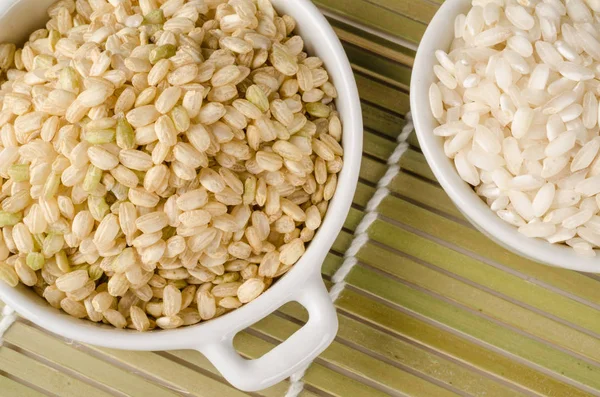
365,0,438,24
0,376,46,397
330,22,416,67
82,347,248,397
0,347,112,397
314,0,427,45
334,288,594,397
3,322,177,397
343,39,413,89
356,73,411,116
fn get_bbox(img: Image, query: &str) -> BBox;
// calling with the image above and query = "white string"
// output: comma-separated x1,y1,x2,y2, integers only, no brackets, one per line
285,365,310,397
0,305,17,346
285,113,413,397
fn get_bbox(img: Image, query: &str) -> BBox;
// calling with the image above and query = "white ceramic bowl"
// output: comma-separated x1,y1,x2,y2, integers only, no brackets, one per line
411,0,600,272
0,0,363,391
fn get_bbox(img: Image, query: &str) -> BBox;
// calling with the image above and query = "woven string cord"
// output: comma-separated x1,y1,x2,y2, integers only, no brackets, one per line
0,305,17,346
285,113,413,397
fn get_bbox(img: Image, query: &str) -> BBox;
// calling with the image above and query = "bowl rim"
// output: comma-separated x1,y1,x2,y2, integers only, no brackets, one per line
410,0,600,272
0,0,364,348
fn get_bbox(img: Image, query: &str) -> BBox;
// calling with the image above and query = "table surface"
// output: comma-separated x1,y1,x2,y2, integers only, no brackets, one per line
3,1,600,396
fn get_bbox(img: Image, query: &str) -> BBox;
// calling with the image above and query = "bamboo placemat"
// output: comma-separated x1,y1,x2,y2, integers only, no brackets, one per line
3,1,600,396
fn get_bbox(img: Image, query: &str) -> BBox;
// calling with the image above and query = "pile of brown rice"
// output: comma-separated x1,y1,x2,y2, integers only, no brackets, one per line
0,0,343,331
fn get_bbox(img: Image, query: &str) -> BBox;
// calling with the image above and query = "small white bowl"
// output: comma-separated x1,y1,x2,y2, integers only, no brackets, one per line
410,0,600,272
0,0,363,391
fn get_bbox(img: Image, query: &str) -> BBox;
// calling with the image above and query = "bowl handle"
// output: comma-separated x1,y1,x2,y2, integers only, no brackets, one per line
199,273,338,392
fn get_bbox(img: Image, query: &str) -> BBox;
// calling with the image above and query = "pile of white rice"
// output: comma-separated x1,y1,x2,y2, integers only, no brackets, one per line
430,0,600,256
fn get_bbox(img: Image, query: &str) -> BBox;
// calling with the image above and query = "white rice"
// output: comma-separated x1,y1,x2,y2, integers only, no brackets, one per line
431,0,600,256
